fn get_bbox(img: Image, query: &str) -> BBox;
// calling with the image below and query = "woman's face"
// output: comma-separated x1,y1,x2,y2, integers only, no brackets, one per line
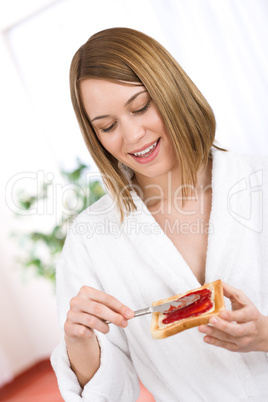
80,79,178,181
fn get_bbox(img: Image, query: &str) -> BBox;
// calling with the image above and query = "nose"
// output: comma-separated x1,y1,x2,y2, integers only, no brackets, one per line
121,118,146,145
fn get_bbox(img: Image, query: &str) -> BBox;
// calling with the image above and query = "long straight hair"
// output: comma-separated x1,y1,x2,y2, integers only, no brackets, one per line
70,27,220,220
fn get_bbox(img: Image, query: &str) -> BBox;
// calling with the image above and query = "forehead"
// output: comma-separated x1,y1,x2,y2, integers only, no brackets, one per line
80,79,145,116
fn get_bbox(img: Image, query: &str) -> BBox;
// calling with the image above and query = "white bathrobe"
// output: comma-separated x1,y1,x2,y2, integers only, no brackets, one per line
51,148,268,402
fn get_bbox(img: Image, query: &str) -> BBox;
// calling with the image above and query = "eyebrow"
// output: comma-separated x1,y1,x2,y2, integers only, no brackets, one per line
90,90,147,123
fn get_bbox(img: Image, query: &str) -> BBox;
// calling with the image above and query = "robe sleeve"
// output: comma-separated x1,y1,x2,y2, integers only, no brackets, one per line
50,223,140,402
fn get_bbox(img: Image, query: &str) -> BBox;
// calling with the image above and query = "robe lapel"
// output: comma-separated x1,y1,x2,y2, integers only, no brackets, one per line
123,194,201,294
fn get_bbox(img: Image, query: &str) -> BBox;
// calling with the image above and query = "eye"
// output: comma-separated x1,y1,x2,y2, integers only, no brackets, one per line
133,101,151,115
101,122,117,133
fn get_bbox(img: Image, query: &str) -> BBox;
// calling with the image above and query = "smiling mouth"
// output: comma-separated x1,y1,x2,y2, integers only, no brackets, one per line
130,139,159,158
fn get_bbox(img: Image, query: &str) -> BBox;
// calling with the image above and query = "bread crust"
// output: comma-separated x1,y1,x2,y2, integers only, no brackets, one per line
150,280,225,339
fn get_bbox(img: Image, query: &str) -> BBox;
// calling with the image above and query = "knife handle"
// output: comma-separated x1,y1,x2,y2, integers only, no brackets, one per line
104,307,151,324
133,307,152,317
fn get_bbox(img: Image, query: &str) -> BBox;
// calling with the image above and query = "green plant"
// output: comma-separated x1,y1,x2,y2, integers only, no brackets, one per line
12,159,106,285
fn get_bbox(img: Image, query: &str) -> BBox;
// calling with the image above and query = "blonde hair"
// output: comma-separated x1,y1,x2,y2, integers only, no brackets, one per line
70,27,219,220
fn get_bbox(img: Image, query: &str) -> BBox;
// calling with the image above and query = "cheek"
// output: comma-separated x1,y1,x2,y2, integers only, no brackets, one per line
150,109,167,132
97,134,121,155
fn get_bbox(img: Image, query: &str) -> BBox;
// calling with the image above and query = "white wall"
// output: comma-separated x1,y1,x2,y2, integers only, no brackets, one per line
0,26,62,380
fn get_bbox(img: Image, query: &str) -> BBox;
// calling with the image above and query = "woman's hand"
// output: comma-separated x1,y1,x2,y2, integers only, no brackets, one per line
198,282,268,353
64,286,134,387
65,286,134,341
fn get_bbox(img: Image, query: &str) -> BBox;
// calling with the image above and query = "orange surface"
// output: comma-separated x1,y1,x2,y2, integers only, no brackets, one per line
0,359,155,401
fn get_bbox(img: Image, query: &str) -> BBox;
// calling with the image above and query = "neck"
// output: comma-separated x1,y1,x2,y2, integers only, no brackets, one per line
132,159,212,210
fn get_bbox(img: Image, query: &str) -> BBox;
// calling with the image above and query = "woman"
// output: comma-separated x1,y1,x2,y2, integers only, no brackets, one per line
51,28,268,401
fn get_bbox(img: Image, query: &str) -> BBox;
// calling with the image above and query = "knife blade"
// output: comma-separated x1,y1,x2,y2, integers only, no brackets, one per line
134,293,200,317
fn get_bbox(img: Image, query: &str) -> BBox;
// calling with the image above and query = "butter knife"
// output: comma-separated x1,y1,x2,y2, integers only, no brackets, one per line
105,293,199,324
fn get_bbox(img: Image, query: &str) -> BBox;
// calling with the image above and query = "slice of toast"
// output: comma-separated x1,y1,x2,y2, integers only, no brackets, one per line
151,280,225,339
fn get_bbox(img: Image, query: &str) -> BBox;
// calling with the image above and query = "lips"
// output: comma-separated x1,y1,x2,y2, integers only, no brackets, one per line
129,138,161,164
130,139,159,155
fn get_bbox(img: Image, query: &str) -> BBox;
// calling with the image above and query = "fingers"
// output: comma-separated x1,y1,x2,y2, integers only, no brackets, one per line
199,316,253,340
198,283,267,353
221,282,251,307
70,298,129,329
201,334,238,352
219,305,258,324
76,286,134,323
65,286,134,341
198,319,242,352
66,310,111,336
81,286,133,317
198,311,259,352
220,282,258,324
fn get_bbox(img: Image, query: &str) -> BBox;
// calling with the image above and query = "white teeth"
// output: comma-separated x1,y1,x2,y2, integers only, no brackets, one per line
133,140,158,157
